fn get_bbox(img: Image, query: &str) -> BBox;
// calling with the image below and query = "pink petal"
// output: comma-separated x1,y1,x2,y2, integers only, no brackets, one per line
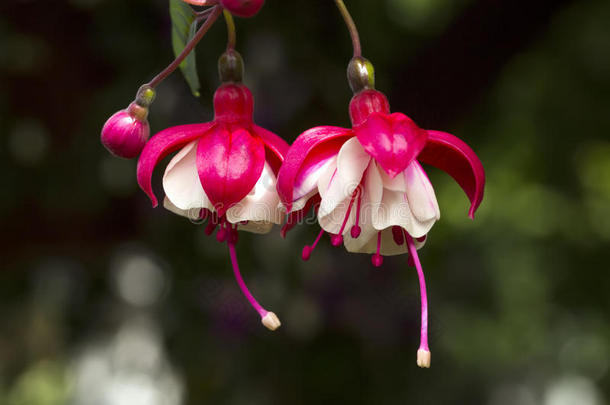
252,125,289,174
137,122,216,207
418,130,485,219
196,125,265,216
354,112,428,178
276,126,353,210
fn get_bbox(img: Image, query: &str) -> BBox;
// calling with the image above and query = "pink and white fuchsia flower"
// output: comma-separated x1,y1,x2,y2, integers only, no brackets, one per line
277,84,485,367
137,81,288,331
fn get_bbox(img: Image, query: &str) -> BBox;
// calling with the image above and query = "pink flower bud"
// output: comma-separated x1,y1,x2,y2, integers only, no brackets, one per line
101,103,150,159
221,0,264,18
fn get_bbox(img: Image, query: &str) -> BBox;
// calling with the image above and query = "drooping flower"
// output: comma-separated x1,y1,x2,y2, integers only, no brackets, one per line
101,85,155,159
137,50,288,330
181,0,264,18
277,57,485,367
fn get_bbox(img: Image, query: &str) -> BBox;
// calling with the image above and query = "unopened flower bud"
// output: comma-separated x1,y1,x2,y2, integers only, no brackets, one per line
221,0,265,18
101,103,150,159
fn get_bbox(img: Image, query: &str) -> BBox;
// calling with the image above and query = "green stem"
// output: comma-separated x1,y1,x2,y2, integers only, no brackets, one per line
223,9,237,50
148,5,222,88
334,0,362,57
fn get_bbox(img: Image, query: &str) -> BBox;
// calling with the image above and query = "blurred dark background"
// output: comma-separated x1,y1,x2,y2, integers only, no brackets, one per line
1,0,609,404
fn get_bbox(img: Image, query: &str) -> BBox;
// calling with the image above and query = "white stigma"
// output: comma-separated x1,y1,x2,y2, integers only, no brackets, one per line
417,349,431,368
262,312,281,331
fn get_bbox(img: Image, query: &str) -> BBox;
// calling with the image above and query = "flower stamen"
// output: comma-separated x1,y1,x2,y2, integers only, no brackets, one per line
332,188,359,246
216,220,228,242
302,228,325,261
350,188,362,238
371,231,383,267
228,241,280,331
405,231,430,368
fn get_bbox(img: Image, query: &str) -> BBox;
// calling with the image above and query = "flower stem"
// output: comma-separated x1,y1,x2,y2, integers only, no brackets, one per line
147,5,222,89
223,9,237,50
333,0,362,57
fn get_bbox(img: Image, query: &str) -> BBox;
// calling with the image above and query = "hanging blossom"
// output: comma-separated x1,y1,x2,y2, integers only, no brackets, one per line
277,57,485,367
137,50,288,330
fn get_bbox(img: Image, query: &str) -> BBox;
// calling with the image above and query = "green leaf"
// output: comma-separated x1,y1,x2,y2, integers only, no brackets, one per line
169,0,201,97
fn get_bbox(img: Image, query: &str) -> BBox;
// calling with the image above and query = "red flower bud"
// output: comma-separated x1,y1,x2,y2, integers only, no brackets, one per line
101,103,150,159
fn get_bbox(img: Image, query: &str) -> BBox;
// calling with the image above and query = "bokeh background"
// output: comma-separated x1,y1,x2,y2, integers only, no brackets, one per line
1,0,609,404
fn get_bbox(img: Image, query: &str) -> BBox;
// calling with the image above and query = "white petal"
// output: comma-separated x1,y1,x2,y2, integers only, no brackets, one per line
337,162,382,251
163,141,213,211
163,196,202,220
318,195,355,234
289,190,316,212
404,161,440,222
293,155,337,200
344,228,408,256
226,162,283,225
318,138,370,217
379,165,406,191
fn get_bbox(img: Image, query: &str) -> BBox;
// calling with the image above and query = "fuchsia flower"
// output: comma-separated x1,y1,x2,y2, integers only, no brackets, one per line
277,58,485,367
182,0,264,18
137,52,288,330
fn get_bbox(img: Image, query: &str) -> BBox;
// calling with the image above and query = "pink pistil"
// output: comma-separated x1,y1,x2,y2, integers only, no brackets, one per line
228,241,267,319
405,231,430,356
371,231,383,267
392,226,404,245
302,228,325,261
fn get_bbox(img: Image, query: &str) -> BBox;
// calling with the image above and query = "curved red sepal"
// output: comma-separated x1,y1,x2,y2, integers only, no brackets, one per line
137,122,216,207
196,125,265,216
276,126,353,209
418,130,485,219
252,124,289,174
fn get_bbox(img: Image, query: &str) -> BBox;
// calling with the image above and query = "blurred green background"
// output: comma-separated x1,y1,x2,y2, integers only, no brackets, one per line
1,0,609,404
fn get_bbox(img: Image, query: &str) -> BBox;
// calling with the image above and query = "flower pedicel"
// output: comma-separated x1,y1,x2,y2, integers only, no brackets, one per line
277,0,485,367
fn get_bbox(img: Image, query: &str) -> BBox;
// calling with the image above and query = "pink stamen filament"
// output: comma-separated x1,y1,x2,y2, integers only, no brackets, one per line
204,214,218,235
216,221,228,242
351,190,362,238
405,232,429,353
302,228,325,260
371,231,383,267
228,241,268,318
332,189,358,246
